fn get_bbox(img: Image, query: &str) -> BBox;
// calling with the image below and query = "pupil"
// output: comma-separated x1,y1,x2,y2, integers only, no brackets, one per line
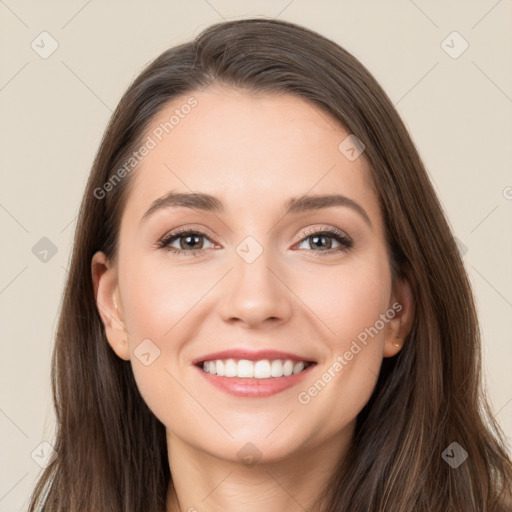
182,234,201,249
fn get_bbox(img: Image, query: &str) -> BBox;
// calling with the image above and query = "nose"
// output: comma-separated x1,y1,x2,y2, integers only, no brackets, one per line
217,248,293,329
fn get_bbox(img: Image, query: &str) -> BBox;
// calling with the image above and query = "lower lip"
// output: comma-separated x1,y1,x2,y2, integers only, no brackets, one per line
194,363,317,398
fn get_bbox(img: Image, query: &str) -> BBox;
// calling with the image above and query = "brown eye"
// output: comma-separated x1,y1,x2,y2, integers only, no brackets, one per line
159,229,215,256
296,228,352,254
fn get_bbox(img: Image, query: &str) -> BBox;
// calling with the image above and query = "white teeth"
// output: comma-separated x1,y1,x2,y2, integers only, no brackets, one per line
216,360,225,377
224,359,237,377
237,359,254,378
293,361,305,374
201,358,310,378
271,359,284,377
254,360,271,379
283,360,294,376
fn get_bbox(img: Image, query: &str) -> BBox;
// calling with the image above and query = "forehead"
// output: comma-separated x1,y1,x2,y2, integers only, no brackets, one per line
122,87,381,228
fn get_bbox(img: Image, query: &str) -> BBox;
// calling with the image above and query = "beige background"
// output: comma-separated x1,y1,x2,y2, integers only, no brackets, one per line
1,1,511,510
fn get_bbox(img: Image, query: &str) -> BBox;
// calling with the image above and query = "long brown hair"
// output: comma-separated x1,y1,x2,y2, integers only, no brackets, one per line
28,17,512,511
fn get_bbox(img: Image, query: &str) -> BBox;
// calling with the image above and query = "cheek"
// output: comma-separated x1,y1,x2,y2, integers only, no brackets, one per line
120,255,205,342
118,261,204,425
292,254,391,423
295,252,392,346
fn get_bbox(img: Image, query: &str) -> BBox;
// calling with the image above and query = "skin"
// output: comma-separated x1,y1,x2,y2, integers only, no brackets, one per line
92,87,414,512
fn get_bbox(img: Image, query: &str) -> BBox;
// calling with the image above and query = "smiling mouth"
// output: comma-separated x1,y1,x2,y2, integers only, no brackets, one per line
195,358,316,379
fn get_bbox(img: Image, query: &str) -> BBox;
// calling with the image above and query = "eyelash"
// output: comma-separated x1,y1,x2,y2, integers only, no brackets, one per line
157,227,353,258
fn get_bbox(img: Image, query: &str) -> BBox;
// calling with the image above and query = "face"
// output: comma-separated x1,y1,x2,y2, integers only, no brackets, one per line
92,87,413,465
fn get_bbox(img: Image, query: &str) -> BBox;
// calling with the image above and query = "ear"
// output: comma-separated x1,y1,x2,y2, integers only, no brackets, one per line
91,251,130,361
383,269,415,358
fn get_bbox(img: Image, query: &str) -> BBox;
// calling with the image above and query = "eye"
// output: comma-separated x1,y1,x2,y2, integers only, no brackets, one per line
295,227,353,255
158,228,216,257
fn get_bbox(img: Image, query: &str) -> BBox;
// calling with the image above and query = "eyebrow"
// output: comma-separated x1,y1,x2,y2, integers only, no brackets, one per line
140,191,372,227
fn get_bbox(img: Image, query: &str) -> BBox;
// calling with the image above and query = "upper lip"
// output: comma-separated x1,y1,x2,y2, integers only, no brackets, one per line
192,349,317,366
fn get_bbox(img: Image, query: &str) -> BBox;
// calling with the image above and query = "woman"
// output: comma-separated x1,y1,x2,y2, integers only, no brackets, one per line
28,17,512,512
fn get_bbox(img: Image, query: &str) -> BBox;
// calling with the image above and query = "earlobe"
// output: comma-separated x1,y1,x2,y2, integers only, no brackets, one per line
91,251,131,361
383,272,415,357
